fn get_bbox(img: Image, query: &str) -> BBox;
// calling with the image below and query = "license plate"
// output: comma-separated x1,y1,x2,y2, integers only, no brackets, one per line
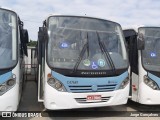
87,95,101,101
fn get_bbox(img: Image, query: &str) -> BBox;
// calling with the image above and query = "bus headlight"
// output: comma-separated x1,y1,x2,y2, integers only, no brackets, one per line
55,82,62,89
47,77,66,92
144,75,159,90
7,79,16,86
0,74,16,96
119,77,129,89
48,78,55,85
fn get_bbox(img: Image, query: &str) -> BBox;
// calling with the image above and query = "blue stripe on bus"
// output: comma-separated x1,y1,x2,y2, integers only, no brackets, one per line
0,71,12,84
51,71,128,92
148,73,160,88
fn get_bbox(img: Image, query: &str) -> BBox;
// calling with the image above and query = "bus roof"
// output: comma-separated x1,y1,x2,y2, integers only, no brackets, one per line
0,6,15,12
44,14,120,26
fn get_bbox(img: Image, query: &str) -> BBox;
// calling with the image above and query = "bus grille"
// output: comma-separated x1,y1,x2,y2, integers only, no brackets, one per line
75,97,111,104
69,84,117,93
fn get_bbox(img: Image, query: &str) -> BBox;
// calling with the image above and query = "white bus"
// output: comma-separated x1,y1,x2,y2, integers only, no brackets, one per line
123,27,160,104
0,7,28,111
37,15,129,110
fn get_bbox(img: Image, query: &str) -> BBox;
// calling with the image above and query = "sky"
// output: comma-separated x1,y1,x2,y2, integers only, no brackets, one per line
0,0,160,40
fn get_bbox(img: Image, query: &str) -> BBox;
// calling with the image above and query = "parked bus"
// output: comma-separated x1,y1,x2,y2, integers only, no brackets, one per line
123,27,160,104
37,15,129,110
0,7,28,111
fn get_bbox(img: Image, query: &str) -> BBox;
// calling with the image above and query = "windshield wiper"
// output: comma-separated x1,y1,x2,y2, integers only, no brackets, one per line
96,31,116,75
72,32,89,73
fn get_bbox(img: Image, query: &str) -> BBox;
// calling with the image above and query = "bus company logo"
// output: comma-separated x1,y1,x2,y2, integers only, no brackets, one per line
92,85,98,91
81,72,107,75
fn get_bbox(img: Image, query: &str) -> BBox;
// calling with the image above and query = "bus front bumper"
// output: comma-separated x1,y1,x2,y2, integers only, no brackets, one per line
44,84,129,110
139,83,160,105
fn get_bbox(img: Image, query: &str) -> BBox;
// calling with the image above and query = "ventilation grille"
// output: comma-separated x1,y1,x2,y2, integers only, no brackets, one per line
69,84,117,93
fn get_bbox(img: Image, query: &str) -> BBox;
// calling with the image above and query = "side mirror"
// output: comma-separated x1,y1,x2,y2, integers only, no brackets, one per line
37,27,47,65
37,41,42,65
137,33,145,50
38,27,47,42
23,29,29,56
19,28,28,56
38,27,44,65
38,27,43,42
23,29,29,43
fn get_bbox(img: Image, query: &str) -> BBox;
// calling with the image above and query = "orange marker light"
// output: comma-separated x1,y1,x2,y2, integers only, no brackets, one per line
47,73,52,78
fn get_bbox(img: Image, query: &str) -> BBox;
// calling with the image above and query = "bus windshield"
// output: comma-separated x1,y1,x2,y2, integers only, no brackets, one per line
140,27,160,72
47,16,128,71
0,9,17,69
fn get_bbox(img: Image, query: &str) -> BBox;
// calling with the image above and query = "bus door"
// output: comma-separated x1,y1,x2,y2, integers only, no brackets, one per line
37,27,46,101
123,29,139,101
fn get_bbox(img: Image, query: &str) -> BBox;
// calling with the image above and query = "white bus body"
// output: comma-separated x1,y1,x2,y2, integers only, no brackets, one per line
38,15,130,110
123,27,160,104
0,7,28,112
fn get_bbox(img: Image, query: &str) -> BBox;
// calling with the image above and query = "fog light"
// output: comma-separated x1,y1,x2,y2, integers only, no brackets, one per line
7,79,15,86
55,82,62,89
0,85,7,92
48,78,55,85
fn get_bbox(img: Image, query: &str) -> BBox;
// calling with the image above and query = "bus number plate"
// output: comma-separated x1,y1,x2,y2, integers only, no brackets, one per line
87,95,101,101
